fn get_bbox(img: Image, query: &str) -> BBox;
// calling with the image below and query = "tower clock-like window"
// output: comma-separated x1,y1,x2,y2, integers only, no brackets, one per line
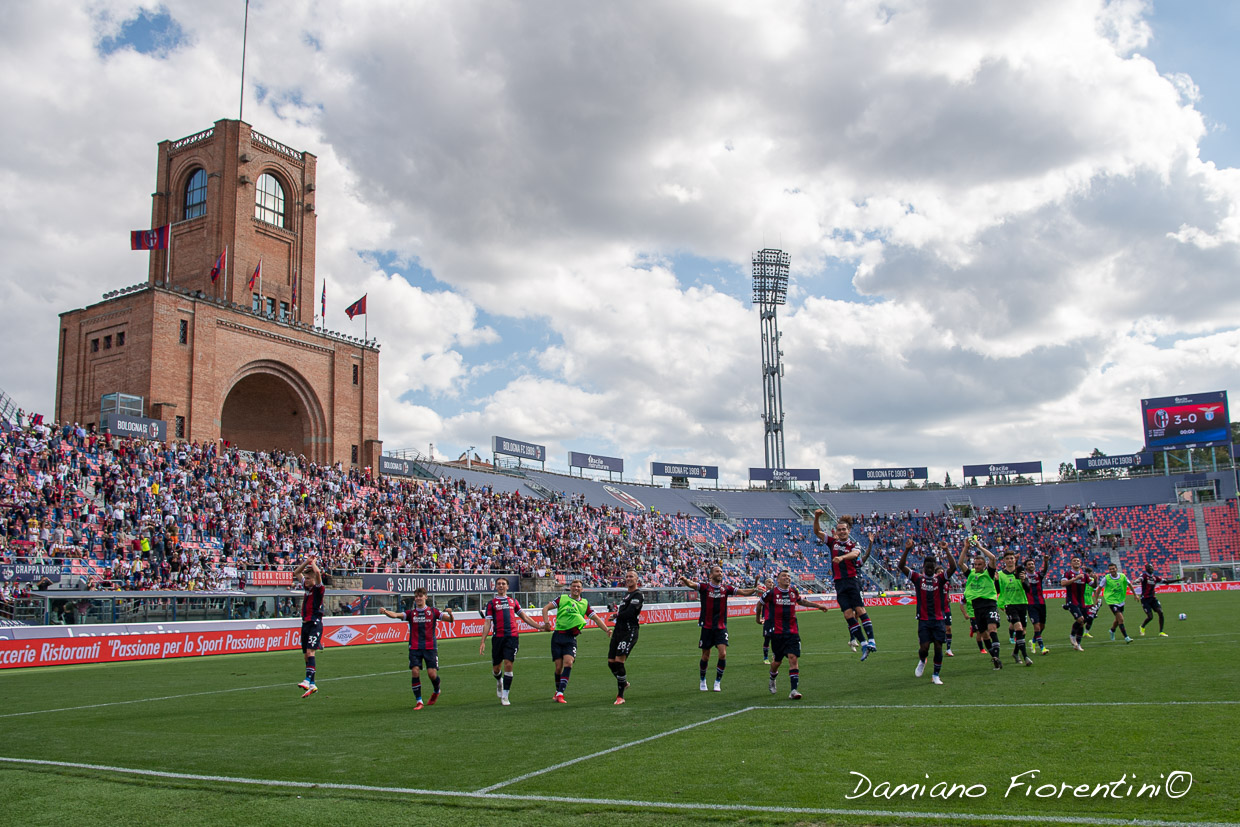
255,173,286,227
184,168,207,220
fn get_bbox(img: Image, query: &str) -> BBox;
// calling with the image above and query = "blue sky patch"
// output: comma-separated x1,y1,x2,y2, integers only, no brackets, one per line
97,7,186,57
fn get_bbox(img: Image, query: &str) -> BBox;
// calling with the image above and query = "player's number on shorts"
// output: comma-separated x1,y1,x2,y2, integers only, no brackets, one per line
615,639,630,653
307,634,319,647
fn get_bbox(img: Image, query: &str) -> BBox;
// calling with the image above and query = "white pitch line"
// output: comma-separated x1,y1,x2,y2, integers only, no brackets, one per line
748,700,1240,711
475,706,756,793
0,659,491,720
0,755,1234,827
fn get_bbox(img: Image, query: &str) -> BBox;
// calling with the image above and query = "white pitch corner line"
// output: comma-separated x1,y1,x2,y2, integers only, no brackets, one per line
0,755,1235,827
474,706,757,793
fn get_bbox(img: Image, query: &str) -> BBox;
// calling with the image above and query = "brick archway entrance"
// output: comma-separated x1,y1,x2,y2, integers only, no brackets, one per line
220,361,327,462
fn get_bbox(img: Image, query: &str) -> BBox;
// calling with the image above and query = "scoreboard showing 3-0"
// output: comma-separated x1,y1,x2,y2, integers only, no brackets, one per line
1141,390,1230,450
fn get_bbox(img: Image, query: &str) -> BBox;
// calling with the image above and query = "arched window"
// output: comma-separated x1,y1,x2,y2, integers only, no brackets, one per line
183,168,207,220
255,173,286,227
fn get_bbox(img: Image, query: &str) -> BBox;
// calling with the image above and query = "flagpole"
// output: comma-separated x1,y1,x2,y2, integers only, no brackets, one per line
239,0,250,122
223,245,229,301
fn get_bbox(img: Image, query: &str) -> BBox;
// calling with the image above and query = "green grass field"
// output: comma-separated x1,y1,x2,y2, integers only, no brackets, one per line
1,592,1238,827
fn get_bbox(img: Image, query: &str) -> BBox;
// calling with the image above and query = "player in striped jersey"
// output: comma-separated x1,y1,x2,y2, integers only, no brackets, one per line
898,538,956,684
756,569,829,699
678,566,759,691
1061,555,1091,651
380,587,455,709
292,555,325,698
1023,555,1050,654
1138,564,1181,636
813,512,878,659
480,576,547,706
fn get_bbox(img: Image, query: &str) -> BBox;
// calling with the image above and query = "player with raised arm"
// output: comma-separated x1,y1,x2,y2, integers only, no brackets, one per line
1094,562,1135,643
813,511,877,660
480,576,547,706
957,537,1003,670
543,579,611,704
1061,555,1091,651
755,576,774,663
898,538,956,684
1081,565,1102,637
1138,563,1181,637
997,550,1033,666
757,569,829,699
1023,555,1051,654
292,555,326,698
379,588,454,709
678,565,758,691
608,570,644,705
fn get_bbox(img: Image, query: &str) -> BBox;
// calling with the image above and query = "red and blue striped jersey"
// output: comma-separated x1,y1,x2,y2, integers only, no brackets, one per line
826,536,860,580
1064,570,1090,606
402,606,442,649
697,583,735,630
759,586,801,634
1024,571,1046,605
484,595,522,636
1139,573,1164,600
909,571,949,621
301,583,325,621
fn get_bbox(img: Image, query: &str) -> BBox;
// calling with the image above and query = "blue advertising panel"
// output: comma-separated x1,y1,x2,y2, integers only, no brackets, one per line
750,468,821,482
1074,453,1154,471
378,456,415,477
851,467,928,481
651,462,719,479
1141,391,1230,450
491,435,546,462
101,413,167,441
962,461,1043,478
568,451,624,473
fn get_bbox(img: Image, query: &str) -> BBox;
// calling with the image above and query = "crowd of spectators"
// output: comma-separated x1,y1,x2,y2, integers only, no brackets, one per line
0,412,1123,606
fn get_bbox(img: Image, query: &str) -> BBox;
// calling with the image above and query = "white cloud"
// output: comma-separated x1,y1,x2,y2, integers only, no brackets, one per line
1,0,1237,487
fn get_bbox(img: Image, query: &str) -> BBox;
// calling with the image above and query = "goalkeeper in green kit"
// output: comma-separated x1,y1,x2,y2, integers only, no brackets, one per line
1093,563,1135,643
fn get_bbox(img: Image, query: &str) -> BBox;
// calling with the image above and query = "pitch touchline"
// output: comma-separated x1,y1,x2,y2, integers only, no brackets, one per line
0,660,491,720
477,700,1238,792
475,706,754,793
0,756,1232,827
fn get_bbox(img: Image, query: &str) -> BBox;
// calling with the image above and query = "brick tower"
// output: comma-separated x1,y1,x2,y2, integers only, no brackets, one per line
55,119,381,468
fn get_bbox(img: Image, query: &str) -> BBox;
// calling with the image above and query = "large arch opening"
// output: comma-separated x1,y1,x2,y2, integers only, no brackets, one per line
220,362,326,461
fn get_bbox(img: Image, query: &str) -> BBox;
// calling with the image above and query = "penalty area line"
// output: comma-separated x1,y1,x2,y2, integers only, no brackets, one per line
475,706,757,793
0,756,1234,827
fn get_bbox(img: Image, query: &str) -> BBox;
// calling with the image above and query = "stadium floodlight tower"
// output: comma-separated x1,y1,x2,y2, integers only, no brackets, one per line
752,248,790,485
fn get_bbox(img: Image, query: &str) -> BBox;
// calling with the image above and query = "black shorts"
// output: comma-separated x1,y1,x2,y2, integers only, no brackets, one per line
551,630,579,660
1108,603,1126,615
300,619,324,651
1141,597,1162,613
1004,604,1028,626
918,619,947,645
1065,603,1086,620
971,598,1000,627
1027,605,1046,626
762,620,774,639
608,625,639,658
771,632,801,660
698,627,729,650
835,581,866,611
408,648,438,670
491,635,520,666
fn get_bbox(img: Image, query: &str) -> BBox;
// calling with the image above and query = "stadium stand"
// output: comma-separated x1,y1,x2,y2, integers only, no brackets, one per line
1,412,1237,605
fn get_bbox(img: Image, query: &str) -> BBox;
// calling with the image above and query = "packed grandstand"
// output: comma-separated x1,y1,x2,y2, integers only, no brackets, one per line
1,410,1237,613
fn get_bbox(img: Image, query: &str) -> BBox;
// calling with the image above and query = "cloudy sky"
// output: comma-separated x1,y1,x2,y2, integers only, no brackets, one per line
2,0,1238,487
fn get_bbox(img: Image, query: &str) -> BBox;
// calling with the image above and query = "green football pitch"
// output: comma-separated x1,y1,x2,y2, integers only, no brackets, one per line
1,592,1238,827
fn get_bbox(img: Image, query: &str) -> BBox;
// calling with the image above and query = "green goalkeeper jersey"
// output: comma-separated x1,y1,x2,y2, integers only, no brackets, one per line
996,569,1027,607
554,594,592,632
964,568,998,603
1102,574,1130,604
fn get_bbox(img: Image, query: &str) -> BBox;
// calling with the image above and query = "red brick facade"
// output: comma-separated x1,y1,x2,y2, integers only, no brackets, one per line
55,119,381,468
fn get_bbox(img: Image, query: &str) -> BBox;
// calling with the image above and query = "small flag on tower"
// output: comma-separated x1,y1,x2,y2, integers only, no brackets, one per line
209,248,227,283
345,294,367,320
291,273,298,307
321,284,326,321
247,260,262,292
130,225,171,250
